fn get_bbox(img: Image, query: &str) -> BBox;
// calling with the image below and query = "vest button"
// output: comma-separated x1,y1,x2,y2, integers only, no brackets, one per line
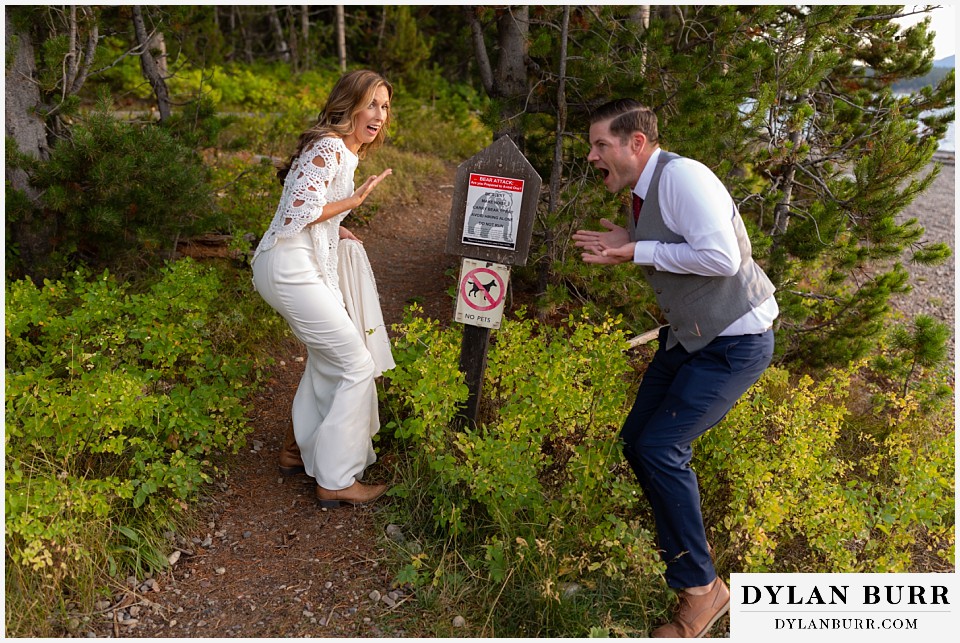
655,288,663,294
663,307,671,314
672,325,679,331
646,268,655,276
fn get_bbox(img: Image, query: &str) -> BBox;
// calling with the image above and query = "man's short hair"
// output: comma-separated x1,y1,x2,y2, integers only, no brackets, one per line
589,99,659,145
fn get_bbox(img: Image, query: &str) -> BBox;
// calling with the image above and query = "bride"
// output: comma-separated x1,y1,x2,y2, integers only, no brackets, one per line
251,70,396,508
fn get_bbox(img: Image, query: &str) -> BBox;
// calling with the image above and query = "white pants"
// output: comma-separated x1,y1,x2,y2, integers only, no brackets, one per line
252,231,378,490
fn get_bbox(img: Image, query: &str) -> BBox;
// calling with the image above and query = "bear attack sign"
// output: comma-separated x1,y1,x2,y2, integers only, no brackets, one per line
461,174,524,251
444,135,541,266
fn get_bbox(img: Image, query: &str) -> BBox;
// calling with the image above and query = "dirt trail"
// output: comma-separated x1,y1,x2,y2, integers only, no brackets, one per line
84,168,458,638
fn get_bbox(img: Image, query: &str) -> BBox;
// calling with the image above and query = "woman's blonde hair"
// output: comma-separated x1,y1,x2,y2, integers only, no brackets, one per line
278,70,393,183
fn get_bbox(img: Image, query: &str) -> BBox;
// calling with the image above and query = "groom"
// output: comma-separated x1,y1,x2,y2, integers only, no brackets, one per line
573,99,778,638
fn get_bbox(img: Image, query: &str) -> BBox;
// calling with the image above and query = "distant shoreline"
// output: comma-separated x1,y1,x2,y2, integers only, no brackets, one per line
932,150,955,166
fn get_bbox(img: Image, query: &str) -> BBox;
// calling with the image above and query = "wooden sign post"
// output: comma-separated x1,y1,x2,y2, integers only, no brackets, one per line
445,136,542,427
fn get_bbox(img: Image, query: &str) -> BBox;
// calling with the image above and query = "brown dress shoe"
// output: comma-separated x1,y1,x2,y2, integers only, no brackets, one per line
315,480,388,508
278,425,305,476
652,577,730,638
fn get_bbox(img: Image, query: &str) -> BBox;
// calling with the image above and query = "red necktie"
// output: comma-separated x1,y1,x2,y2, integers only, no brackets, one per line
633,193,643,224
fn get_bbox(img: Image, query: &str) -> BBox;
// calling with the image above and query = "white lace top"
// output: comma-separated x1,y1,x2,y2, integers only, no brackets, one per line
252,136,358,305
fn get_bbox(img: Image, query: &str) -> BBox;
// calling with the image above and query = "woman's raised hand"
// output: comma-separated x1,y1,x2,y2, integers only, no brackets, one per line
352,169,393,207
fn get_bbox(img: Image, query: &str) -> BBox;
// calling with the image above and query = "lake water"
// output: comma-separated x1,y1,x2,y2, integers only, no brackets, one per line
939,120,955,152
895,96,953,153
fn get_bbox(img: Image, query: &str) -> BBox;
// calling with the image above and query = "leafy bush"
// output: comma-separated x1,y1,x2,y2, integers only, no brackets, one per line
206,151,283,250
696,365,954,572
4,259,261,635
538,172,662,337
390,98,490,163
389,67,491,162
6,110,220,279
382,308,665,636
95,52,336,113
197,61,490,161
383,308,954,635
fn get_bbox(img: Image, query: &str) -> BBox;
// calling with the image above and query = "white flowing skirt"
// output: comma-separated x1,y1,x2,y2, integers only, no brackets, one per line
337,239,396,377
252,231,379,490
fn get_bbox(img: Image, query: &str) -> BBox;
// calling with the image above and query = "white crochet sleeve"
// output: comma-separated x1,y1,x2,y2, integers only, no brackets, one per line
275,138,345,234
252,138,349,262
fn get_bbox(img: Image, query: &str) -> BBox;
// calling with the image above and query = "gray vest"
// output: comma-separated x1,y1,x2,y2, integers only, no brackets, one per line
629,151,775,352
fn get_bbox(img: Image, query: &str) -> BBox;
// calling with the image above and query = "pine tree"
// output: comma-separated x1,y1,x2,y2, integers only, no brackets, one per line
16,109,219,276
874,314,952,400
509,4,953,365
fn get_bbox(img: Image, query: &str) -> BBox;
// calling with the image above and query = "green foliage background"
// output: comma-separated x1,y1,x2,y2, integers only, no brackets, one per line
4,3,955,637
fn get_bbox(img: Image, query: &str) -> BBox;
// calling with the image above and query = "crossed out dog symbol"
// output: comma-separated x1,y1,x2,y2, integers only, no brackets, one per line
468,278,499,299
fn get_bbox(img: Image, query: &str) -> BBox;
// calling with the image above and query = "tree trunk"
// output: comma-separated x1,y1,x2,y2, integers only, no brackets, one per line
631,5,651,30
268,5,291,62
466,6,494,94
631,4,650,67
235,6,254,64
537,5,570,311
285,6,300,71
132,5,172,122
5,12,49,180
5,10,57,279
464,5,532,144
772,63,814,237
493,6,530,143
548,5,569,216
148,29,167,79
771,135,801,236
300,5,311,68
377,5,387,51
335,5,347,71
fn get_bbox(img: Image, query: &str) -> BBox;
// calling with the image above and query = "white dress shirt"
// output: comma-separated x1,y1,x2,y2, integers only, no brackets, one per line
632,148,778,336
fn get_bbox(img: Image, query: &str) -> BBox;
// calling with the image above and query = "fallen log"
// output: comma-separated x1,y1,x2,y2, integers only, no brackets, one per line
176,233,255,260
627,325,665,349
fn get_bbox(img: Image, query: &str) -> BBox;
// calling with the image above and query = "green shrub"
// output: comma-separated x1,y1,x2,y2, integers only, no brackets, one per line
4,259,260,635
9,110,220,278
390,70,491,162
382,308,665,636
697,365,954,572
383,308,954,635
207,151,283,250
540,174,661,337
202,62,490,161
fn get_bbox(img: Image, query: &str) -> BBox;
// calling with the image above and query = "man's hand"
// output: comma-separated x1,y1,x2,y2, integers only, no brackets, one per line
573,218,634,264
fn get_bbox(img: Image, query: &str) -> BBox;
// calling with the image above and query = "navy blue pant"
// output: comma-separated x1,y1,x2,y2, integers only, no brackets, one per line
621,327,774,589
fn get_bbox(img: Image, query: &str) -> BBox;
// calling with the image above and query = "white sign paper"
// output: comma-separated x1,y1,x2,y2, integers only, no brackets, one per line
461,173,524,250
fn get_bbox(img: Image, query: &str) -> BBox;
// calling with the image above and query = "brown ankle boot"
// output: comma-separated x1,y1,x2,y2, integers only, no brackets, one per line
315,480,388,508
278,425,305,476
652,577,730,638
